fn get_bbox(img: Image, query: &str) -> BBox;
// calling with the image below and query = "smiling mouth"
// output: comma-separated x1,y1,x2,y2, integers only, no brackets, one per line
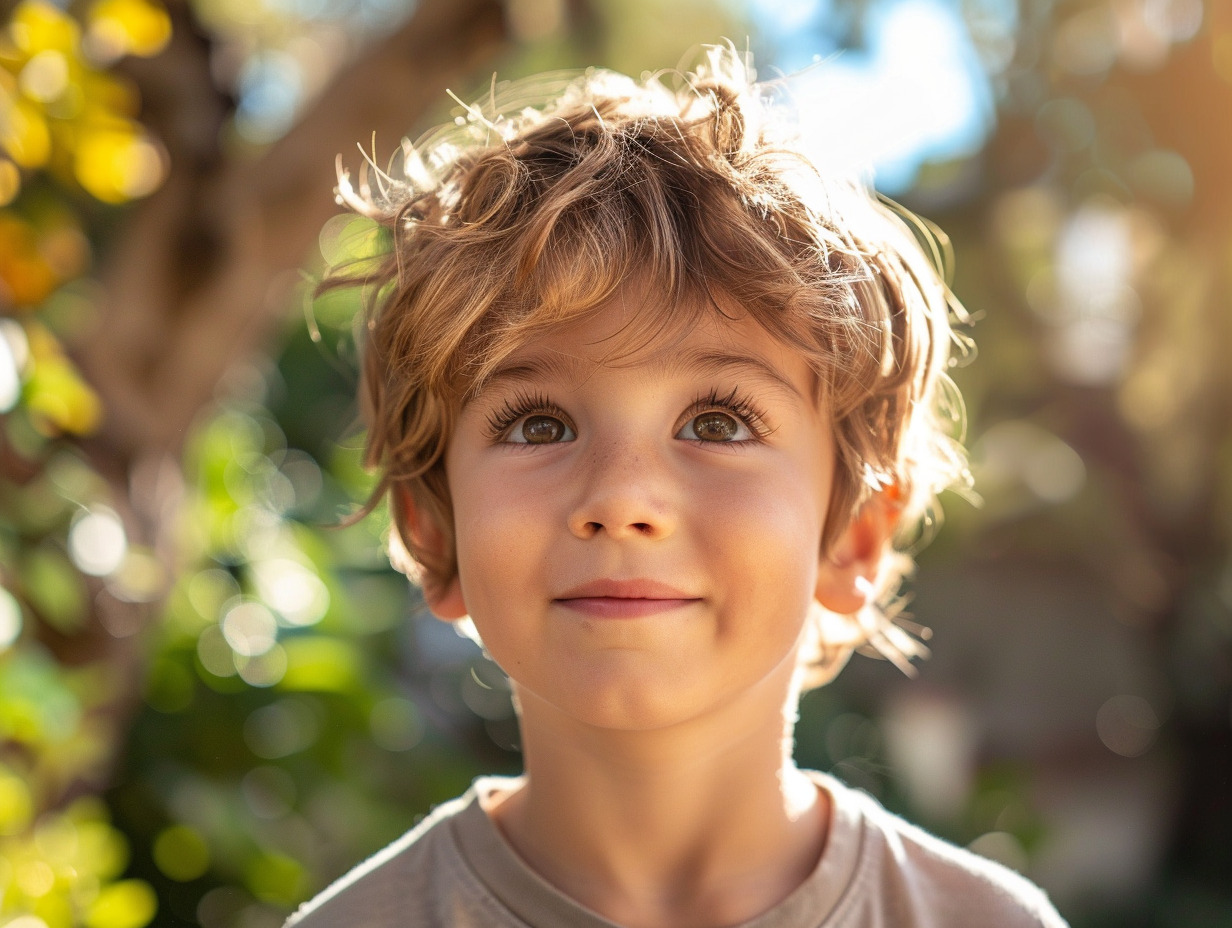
553,579,701,619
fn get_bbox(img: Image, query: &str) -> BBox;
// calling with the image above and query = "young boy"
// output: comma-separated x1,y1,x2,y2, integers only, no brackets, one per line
287,47,1068,928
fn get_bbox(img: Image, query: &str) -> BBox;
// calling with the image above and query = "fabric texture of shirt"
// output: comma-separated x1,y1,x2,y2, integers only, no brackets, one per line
284,771,1068,928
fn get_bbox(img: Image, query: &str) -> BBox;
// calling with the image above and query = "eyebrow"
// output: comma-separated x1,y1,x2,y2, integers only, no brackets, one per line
677,350,805,400
476,346,805,401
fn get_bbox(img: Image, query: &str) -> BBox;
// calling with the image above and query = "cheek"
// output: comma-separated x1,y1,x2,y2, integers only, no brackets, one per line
448,464,550,600
713,449,828,535
707,443,833,595
701,469,824,591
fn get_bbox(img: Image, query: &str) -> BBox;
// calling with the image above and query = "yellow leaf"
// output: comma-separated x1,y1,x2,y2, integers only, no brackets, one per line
0,769,35,835
74,124,164,203
88,0,172,59
9,1,81,56
0,158,22,206
25,345,103,434
0,213,58,306
1,98,52,168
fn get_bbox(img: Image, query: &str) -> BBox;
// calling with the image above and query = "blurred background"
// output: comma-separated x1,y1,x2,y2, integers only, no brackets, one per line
1,0,1230,925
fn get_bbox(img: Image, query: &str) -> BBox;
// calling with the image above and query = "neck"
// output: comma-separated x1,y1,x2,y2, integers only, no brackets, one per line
488,660,828,928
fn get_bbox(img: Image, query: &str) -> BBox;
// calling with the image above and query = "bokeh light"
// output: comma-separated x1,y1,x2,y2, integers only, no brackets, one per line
152,825,211,882
251,558,329,627
1096,693,1161,758
86,0,172,61
67,507,127,576
0,587,24,650
221,600,278,657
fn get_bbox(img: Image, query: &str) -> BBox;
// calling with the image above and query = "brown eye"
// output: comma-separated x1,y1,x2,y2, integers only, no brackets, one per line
521,415,568,443
691,412,739,441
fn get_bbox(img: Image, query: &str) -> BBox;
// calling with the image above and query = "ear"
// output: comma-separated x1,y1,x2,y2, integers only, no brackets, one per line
815,490,900,615
395,485,468,621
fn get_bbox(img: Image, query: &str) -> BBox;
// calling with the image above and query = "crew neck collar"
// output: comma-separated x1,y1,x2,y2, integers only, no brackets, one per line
449,771,864,928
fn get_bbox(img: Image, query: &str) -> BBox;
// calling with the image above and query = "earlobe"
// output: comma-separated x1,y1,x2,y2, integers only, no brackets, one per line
395,485,468,621
426,576,468,621
815,490,899,615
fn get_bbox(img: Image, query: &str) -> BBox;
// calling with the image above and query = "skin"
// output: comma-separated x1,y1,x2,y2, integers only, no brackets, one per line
406,293,892,927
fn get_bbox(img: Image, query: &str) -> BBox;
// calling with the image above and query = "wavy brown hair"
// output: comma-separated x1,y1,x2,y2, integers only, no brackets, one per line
326,47,971,681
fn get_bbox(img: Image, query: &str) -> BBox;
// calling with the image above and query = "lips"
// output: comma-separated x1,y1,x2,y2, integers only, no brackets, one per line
554,579,701,619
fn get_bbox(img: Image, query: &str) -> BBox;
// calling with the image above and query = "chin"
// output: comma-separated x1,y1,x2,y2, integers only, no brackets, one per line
517,667,715,733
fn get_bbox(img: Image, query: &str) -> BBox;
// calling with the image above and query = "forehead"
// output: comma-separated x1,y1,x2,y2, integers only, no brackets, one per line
473,290,816,400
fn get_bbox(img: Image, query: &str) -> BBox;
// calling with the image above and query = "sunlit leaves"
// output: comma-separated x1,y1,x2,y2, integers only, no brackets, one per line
74,126,165,203
0,97,53,169
0,644,155,925
84,879,158,928
87,0,172,62
0,793,156,928
0,216,62,308
0,159,20,205
0,767,35,834
7,1,80,56
23,327,101,435
1,0,170,203
1,21,170,905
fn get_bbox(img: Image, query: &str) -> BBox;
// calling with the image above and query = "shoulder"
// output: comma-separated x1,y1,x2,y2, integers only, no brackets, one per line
818,774,1069,928
282,778,517,928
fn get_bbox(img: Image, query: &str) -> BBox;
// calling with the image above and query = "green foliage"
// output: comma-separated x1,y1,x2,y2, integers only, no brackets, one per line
98,269,520,927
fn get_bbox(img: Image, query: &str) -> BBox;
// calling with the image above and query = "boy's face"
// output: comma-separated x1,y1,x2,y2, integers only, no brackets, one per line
440,293,843,733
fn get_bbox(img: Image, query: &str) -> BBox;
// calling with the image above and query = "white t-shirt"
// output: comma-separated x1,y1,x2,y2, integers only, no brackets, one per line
285,771,1068,927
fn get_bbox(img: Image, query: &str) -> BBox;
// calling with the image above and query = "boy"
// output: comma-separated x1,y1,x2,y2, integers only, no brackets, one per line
287,47,1068,928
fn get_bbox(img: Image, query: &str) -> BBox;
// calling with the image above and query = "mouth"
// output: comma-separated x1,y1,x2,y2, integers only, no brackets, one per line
553,579,702,619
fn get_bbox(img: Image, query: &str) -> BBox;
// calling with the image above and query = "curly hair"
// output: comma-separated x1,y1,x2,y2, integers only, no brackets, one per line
325,45,971,683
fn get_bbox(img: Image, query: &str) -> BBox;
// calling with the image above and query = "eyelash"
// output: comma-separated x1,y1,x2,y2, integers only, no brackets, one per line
484,391,571,440
482,387,772,442
682,387,771,442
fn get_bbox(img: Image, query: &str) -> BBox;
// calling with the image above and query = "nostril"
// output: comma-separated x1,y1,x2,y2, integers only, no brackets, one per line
633,522,652,534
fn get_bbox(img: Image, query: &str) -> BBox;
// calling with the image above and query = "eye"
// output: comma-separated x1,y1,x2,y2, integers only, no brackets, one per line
485,392,576,445
508,414,575,444
676,410,754,442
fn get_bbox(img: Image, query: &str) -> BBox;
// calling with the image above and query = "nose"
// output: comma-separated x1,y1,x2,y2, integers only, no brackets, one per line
567,440,678,541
